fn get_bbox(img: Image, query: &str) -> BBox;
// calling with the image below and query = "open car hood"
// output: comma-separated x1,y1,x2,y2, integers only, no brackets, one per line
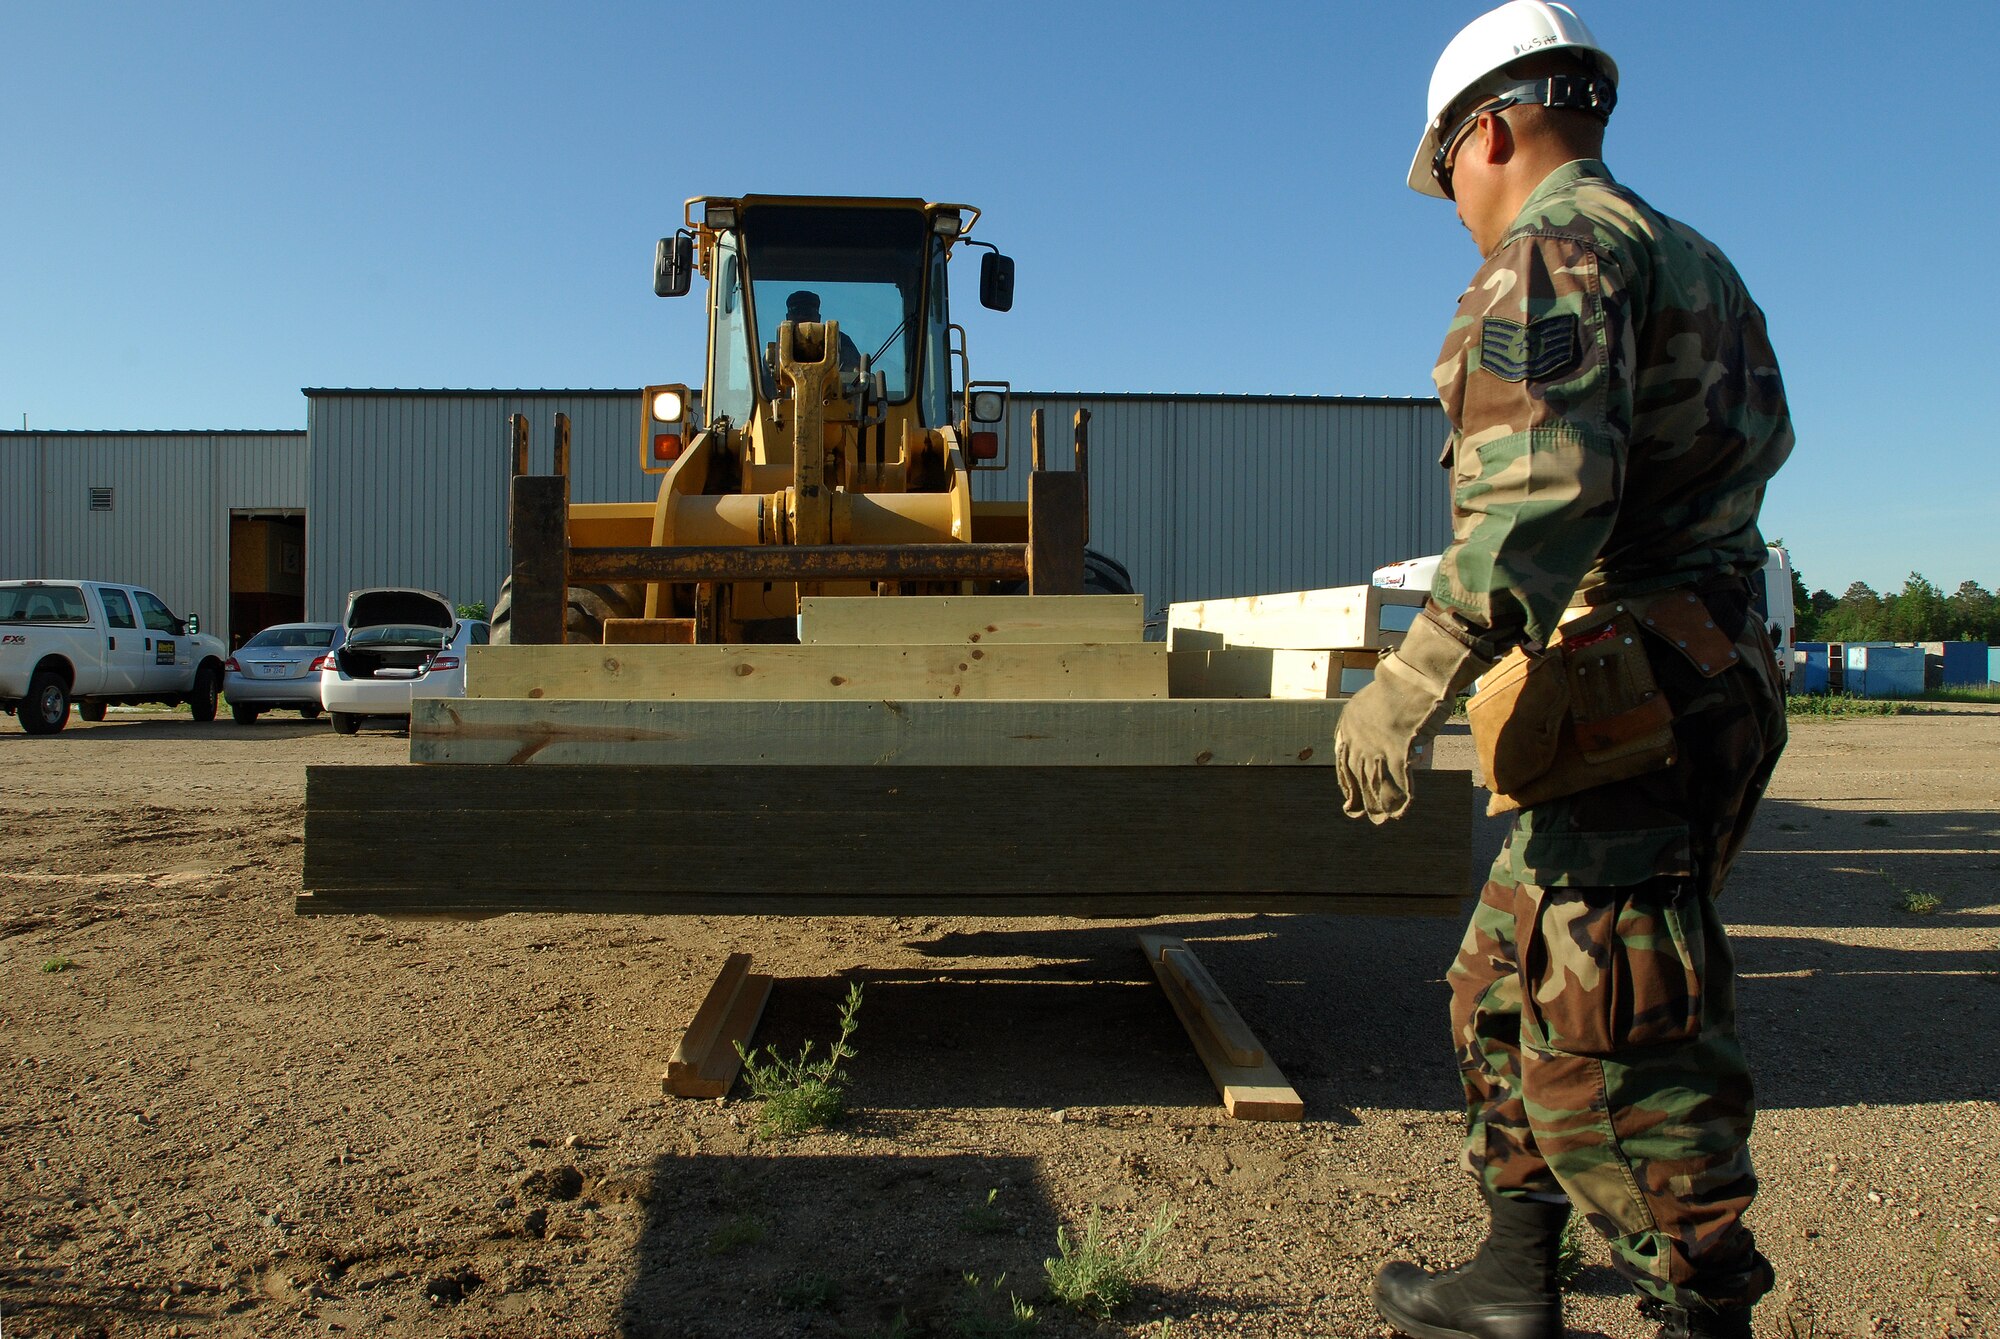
343,588,454,632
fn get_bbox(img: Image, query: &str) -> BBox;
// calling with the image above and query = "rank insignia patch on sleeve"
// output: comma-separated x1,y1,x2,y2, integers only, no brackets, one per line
1479,315,1581,382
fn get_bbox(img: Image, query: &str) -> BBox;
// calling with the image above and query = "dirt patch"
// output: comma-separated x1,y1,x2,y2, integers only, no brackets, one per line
3,707,1997,1337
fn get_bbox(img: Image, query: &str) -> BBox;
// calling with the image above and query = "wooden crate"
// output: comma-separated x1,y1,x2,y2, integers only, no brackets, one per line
798,594,1144,645
1168,648,1378,700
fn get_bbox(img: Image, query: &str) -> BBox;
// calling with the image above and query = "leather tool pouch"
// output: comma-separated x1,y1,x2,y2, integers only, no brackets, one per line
1470,605,1679,817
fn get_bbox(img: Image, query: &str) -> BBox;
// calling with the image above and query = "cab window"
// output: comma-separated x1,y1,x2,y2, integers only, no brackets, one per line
134,590,179,634
99,589,138,629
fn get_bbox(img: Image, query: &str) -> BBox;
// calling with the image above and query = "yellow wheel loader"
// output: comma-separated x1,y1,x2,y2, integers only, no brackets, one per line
490,195,1131,646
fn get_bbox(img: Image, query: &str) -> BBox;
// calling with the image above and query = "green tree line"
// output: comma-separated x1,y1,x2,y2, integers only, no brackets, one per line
1789,564,1998,644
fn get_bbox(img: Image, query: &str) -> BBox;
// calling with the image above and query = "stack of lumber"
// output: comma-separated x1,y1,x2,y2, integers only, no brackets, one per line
1165,584,1428,701
299,591,1469,918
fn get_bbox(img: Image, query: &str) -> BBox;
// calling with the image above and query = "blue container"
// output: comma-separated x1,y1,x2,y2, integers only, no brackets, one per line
1845,644,1925,698
1794,645,1829,694
1940,642,1987,687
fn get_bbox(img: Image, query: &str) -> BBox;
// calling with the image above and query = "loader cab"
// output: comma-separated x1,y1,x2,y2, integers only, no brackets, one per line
685,197,987,437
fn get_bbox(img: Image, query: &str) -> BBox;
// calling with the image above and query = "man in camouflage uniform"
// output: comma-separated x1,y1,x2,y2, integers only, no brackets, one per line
1333,5,1792,1338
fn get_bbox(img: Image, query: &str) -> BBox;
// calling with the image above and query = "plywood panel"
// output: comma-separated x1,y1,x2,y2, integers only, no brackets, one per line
1168,649,1378,700
1167,585,1427,651
410,697,1340,766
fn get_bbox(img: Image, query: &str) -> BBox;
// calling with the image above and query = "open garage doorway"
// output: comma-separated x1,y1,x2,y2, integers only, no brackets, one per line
229,511,307,650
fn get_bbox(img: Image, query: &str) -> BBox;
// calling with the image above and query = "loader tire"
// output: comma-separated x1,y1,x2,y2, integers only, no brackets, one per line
489,577,646,646
997,548,1137,598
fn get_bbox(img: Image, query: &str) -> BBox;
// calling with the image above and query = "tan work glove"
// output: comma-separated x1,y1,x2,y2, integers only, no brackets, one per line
1335,610,1493,824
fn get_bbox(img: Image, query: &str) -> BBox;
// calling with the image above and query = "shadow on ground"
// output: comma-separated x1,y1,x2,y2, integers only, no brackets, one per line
615,1153,1237,1338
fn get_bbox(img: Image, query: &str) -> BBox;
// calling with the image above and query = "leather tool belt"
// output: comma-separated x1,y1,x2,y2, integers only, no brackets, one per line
1466,583,1743,817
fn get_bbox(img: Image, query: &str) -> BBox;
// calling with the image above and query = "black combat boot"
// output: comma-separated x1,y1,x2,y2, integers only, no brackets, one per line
1371,1189,1567,1339
1641,1297,1755,1339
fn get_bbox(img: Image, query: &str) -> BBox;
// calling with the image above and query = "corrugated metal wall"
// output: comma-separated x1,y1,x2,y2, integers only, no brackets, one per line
8,392,1447,634
975,394,1452,620
304,391,645,620
306,389,1446,623
0,431,306,631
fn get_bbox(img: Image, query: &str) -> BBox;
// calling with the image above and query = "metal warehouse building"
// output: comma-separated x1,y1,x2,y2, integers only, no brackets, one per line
3,390,1451,645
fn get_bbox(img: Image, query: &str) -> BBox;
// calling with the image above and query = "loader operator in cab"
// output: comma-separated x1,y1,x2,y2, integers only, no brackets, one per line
1332,4,1793,1338
782,289,863,377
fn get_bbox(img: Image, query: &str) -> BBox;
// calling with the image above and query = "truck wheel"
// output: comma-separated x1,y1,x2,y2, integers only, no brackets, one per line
231,702,262,725
298,703,322,720
490,577,644,645
78,701,108,722
187,665,221,722
18,672,71,735
331,711,362,736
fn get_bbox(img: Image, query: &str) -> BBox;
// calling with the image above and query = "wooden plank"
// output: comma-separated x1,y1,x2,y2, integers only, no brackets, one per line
299,764,1473,913
665,953,774,1099
509,475,569,645
409,697,1340,767
1139,935,1303,1122
798,594,1144,646
1168,649,1379,700
1027,471,1086,596
1158,947,1262,1066
602,618,698,645
1167,584,1427,652
463,642,1167,701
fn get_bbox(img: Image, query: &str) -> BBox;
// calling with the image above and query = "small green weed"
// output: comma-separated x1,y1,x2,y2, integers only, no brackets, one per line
40,956,75,974
952,1272,1037,1337
1786,693,1919,719
1555,1217,1585,1286
963,1188,1011,1236
1882,870,1943,916
736,981,863,1137
704,1213,766,1255
779,1271,840,1311
1043,1206,1175,1319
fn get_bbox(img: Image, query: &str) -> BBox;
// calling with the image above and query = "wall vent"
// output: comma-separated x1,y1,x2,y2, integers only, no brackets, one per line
89,487,114,511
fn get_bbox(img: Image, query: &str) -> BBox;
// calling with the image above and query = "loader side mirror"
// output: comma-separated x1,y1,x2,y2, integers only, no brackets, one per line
979,252,1015,312
654,233,694,298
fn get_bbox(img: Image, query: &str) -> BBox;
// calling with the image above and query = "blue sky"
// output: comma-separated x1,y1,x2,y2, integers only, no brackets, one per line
3,1,1994,596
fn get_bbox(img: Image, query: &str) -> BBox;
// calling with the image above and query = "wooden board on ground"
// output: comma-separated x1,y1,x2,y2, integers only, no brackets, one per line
1167,584,1427,652
798,594,1144,646
664,953,773,1099
1139,934,1303,1121
298,764,1472,916
1168,649,1378,700
410,697,1341,767
464,642,1166,701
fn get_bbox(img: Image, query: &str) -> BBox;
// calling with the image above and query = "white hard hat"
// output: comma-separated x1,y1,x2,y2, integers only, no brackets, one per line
1408,1,1618,199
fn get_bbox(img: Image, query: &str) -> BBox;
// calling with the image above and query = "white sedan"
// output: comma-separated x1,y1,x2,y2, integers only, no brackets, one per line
319,588,489,735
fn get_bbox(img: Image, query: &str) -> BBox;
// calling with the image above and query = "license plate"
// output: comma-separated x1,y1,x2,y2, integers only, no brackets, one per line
254,662,292,677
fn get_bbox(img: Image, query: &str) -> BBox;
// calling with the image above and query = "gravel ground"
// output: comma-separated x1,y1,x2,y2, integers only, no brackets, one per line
2,704,1996,1338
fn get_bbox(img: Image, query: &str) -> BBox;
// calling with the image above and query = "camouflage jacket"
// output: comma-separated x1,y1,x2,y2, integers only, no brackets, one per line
1428,159,1793,651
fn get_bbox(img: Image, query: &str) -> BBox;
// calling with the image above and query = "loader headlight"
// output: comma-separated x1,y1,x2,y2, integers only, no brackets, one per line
651,389,686,422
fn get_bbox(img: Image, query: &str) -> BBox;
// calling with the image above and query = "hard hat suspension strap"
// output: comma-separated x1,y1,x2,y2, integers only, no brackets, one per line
1428,73,1618,198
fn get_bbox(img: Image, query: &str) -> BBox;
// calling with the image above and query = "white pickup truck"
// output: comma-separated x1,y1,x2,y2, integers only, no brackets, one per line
0,579,228,734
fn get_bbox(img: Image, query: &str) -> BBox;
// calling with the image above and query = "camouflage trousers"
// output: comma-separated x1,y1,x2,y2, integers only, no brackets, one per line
1449,587,1786,1309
